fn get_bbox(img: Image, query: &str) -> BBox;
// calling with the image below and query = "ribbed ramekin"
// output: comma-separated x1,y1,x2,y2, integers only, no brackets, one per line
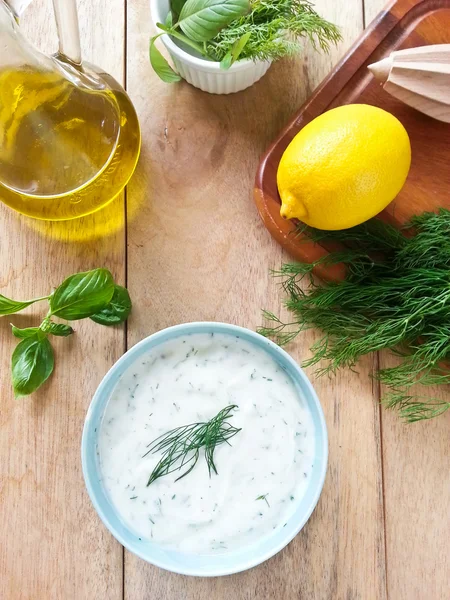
150,0,272,94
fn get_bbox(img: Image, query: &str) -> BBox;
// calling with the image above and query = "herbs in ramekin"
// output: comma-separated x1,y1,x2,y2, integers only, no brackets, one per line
1,269,131,398
206,0,342,64
150,0,341,81
259,210,450,423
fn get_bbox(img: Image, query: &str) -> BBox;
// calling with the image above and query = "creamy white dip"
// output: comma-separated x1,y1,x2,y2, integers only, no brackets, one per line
98,332,315,554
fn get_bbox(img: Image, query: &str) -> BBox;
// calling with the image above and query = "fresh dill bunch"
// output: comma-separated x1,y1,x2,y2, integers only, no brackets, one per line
259,209,450,423
143,405,241,485
204,0,342,63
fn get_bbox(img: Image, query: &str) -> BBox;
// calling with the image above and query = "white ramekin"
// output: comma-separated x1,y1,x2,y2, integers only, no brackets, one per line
150,0,272,94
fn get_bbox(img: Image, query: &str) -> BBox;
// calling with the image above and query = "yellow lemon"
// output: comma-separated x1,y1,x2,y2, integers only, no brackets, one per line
277,104,411,230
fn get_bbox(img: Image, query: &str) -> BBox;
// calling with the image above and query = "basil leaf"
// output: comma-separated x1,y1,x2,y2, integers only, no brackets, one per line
150,35,182,83
231,31,251,61
0,294,44,316
220,51,233,70
178,0,249,42
90,285,132,326
49,268,114,321
165,10,174,27
171,0,187,21
12,335,54,398
221,32,251,69
11,325,40,339
44,322,74,337
157,23,205,55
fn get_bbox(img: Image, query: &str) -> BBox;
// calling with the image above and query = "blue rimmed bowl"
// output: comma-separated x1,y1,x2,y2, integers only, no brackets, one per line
82,322,328,576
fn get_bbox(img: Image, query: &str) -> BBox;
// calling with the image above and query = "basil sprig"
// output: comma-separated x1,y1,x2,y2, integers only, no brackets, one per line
2,268,132,398
150,0,250,82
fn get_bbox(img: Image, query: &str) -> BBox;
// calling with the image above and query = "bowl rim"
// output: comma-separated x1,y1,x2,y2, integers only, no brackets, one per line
149,0,269,72
81,321,328,576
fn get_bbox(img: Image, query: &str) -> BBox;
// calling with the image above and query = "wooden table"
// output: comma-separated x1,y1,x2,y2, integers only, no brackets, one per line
1,0,449,598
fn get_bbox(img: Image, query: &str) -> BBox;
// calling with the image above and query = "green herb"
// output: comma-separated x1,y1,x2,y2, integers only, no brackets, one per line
40,321,74,337
220,31,251,69
90,285,132,326
149,36,182,83
143,405,241,486
49,268,114,320
150,0,249,81
256,493,270,507
165,10,174,27
12,334,54,398
0,294,49,316
259,210,450,423
2,268,131,398
11,325,41,339
171,0,187,20
206,0,341,64
178,0,249,42
149,0,340,81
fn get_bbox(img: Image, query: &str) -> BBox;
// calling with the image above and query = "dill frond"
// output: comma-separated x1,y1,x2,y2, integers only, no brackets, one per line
383,393,450,424
259,210,450,423
143,405,241,485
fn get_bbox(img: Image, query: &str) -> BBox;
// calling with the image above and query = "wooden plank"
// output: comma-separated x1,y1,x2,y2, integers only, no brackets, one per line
362,2,450,598
364,0,389,26
380,371,450,600
125,0,386,598
0,0,126,598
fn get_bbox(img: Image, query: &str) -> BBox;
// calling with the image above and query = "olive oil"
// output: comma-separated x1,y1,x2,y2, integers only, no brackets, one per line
0,66,140,220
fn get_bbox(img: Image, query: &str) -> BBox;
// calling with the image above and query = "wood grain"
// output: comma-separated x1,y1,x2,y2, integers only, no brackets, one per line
0,1,126,598
1,1,446,599
362,3,450,599
125,0,386,598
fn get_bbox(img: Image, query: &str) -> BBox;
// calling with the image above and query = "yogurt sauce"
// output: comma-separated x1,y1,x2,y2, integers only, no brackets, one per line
98,332,315,554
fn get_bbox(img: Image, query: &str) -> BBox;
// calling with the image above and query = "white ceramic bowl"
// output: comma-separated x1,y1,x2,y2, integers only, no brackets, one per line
82,322,328,576
150,0,272,94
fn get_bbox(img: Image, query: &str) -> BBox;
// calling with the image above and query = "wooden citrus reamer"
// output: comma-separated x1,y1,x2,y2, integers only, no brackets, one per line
368,44,450,123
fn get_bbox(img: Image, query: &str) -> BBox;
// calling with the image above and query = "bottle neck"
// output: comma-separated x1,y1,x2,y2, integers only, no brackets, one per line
2,0,33,18
52,0,82,66
1,0,82,67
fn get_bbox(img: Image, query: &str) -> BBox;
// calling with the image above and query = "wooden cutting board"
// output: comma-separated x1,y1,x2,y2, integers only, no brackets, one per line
254,0,450,281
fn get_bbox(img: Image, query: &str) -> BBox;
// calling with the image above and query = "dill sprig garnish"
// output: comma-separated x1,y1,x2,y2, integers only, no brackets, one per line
259,209,450,423
143,405,241,486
